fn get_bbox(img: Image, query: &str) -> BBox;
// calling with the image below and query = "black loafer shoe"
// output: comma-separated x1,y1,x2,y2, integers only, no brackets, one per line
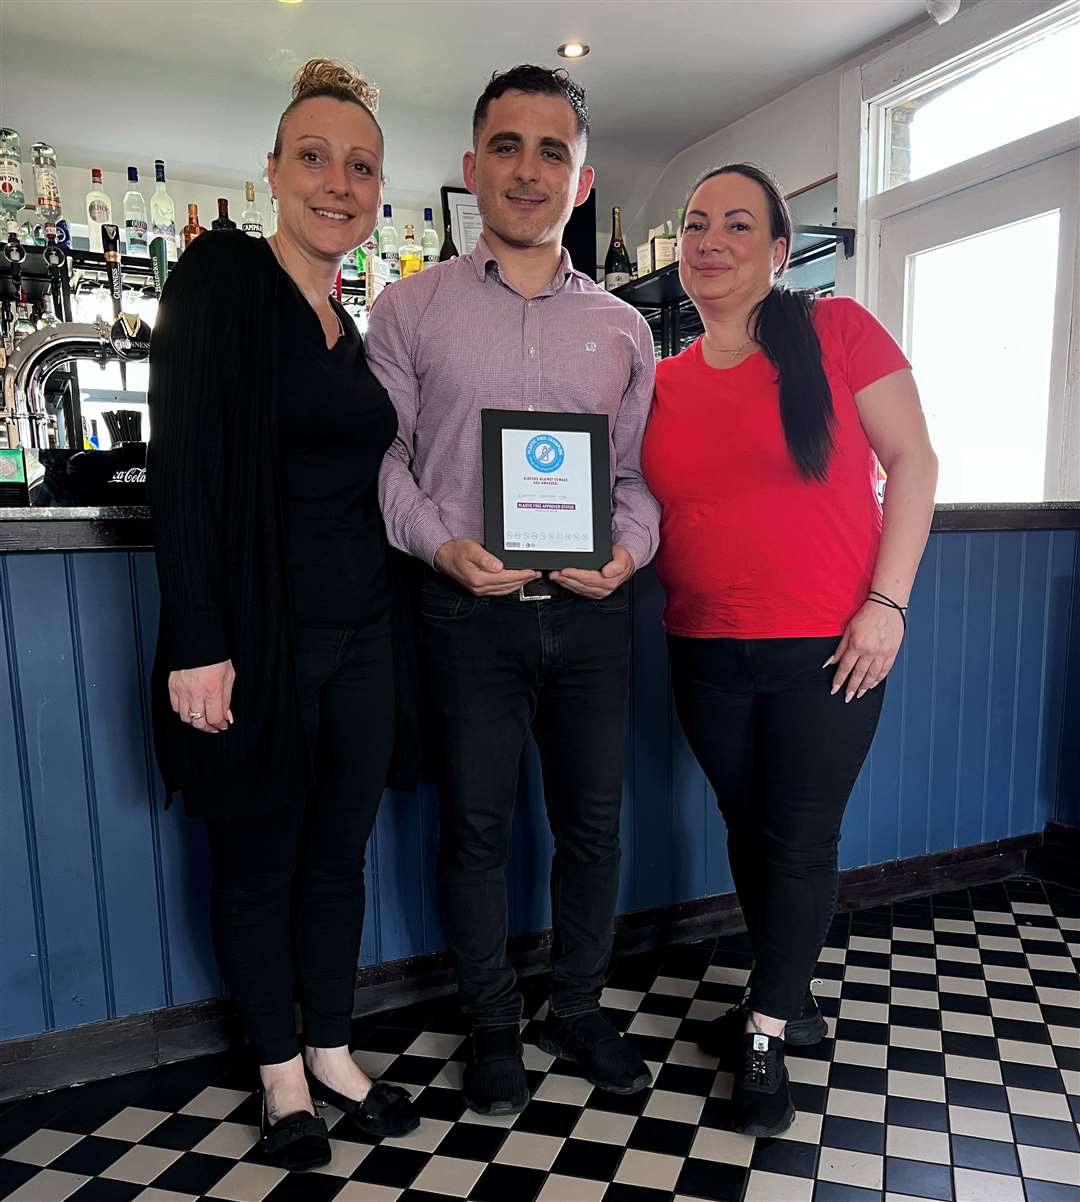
535,1009,652,1095
259,1094,331,1171
305,1068,420,1139
730,1031,795,1137
462,1023,530,1116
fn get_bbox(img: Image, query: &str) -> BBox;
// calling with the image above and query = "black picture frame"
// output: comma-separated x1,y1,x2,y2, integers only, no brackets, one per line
481,408,612,570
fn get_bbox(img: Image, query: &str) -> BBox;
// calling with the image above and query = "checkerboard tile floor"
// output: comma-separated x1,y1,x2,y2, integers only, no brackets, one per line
2,874,1077,1202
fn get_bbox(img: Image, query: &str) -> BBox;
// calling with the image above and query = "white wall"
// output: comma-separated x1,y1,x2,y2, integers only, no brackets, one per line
621,67,842,254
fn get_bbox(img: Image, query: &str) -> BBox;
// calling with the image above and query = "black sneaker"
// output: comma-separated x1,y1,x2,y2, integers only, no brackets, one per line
462,1023,530,1116
698,988,827,1065
535,1009,652,1094
730,1030,795,1137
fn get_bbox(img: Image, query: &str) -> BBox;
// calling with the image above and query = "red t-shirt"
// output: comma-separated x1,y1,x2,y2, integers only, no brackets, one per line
641,296,909,639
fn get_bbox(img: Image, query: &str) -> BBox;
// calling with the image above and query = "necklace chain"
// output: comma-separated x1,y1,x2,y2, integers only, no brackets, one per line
704,333,753,362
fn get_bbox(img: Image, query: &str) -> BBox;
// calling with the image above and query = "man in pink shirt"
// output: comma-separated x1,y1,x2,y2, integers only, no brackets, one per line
367,65,659,1117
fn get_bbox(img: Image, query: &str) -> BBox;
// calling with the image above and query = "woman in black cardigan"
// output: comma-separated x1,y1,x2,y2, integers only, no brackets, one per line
147,59,419,1169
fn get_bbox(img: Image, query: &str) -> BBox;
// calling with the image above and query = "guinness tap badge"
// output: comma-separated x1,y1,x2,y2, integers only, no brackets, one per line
100,223,123,317
109,312,151,360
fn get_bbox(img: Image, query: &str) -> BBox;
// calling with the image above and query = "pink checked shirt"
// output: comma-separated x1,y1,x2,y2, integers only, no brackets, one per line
367,235,660,570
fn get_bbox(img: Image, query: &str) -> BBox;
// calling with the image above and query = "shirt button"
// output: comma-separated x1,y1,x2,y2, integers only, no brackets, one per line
527,301,535,308
527,405,535,412
528,346,536,358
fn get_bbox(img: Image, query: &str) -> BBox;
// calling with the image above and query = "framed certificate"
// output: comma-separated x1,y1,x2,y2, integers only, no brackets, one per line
481,409,612,570
441,186,484,256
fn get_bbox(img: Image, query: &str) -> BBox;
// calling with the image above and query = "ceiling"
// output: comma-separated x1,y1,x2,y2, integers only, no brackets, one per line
0,0,927,216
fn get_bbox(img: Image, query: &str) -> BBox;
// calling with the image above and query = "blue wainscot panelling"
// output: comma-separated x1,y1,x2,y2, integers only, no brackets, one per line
0,527,1076,1041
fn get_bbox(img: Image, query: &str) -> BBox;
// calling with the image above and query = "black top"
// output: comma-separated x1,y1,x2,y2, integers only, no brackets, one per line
146,231,420,819
275,264,397,626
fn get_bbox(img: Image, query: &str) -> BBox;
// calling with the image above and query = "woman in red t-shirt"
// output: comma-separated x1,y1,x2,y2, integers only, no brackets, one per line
642,164,938,1138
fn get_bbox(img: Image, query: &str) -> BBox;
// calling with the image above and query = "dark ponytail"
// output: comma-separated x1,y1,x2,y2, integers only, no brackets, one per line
685,164,835,483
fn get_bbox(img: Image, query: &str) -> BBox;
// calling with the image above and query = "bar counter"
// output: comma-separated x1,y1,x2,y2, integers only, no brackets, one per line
2,501,1079,552
1,498,1077,1097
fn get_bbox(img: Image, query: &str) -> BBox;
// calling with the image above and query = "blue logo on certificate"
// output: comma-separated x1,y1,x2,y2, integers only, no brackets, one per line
526,434,565,473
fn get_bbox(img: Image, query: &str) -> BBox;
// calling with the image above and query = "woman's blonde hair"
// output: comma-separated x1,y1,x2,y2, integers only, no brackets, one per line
273,58,381,157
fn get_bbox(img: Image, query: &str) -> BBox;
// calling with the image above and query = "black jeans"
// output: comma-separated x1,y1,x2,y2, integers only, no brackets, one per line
422,574,630,1025
204,614,394,1065
668,634,885,1023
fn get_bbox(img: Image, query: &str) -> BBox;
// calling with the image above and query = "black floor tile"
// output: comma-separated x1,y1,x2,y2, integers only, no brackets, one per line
514,1099,580,1138
66,1179,143,1201
1011,1112,1080,1151
49,1135,129,1177
950,1132,1020,1175
150,1150,233,1195
884,1154,953,1199
749,1134,818,1176
626,1115,695,1157
672,1156,748,1202
886,1096,948,1131
468,1162,547,1201
821,1114,886,1154
550,1137,624,1180
263,1171,346,1202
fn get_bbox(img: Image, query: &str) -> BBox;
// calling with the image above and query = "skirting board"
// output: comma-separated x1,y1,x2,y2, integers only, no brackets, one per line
0,828,1048,1102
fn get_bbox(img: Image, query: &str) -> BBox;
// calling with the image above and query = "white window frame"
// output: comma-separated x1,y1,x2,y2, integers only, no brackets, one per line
835,0,1080,500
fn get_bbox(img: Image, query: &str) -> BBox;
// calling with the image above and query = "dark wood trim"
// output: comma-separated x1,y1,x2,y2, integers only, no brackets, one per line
931,506,1080,532
0,829,1053,1102
1025,822,1080,890
0,518,153,552
2,503,1076,554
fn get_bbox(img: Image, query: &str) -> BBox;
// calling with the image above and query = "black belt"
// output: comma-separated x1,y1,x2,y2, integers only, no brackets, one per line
517,575,571,601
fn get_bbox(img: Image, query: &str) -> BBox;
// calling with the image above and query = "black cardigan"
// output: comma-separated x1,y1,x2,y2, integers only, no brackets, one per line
146,231,420,819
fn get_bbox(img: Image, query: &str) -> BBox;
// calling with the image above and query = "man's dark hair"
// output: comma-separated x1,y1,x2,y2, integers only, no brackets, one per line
472,64,589,143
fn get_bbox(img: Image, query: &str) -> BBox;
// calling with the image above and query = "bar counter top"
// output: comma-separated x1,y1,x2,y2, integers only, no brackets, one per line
1,501,1079,552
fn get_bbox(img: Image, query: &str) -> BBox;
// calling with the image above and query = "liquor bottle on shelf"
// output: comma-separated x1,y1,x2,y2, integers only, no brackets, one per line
438,218,458,262
0,128,24,216
241,181,264,237
181,202,206,250
31,142,62,222
123,166,148,256
85,168,112,253
674,207,685,261
36,293,59,331
13,292,35,346
604,206,632,291
399,224,422,278
421,207,439,268
378,204,399,281
150,159,178,259
212,197,236,231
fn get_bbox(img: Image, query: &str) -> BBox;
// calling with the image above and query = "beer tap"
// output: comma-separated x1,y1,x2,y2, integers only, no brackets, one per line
42,221,66,318
2,218,26,348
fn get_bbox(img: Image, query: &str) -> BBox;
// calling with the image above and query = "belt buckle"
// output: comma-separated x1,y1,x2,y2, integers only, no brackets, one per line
518,581,552,601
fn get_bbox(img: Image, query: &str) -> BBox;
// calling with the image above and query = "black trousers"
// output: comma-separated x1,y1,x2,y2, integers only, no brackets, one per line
422,574,631,1025
668,634,885,1022
204,615,394,1065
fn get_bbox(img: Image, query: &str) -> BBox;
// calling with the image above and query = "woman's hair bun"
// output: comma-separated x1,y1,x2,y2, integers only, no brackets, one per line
291,58,379,113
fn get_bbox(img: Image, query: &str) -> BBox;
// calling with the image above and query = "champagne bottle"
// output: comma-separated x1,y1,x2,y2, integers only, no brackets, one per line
438,218,458,262
604,206,632,291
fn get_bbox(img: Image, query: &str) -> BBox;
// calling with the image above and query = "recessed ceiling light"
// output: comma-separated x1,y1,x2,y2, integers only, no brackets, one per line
277,0,303,5
557,42,589,59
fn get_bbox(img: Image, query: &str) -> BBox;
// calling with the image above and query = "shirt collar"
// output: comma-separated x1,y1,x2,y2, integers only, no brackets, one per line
469,232,575,297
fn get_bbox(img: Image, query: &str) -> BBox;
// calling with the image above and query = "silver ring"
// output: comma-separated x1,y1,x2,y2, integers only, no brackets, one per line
188,712,204,720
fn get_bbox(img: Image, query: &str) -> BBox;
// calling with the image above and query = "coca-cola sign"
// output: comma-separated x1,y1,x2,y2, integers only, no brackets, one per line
108,466,146,485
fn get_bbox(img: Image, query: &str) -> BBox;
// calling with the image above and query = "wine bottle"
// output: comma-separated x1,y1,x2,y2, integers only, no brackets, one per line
438,218,458,262
604,206,632,291
212,198,236,231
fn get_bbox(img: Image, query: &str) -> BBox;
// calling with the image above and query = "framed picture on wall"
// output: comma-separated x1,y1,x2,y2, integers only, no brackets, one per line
441,186,483,256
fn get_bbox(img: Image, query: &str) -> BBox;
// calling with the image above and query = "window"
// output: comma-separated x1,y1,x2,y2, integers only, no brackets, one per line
883,18,1080,189
849,1,1080,501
